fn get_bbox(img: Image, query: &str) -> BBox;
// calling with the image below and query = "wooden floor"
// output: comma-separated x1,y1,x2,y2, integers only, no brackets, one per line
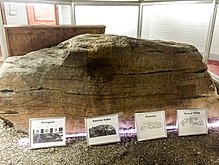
208,60,219,76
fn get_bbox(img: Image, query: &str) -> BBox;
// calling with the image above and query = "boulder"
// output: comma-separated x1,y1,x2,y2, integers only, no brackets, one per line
0,34,217,133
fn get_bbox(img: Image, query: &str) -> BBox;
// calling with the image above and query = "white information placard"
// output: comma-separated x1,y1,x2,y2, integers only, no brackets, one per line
85,114,120,146
177,109,208,136
29,117,66,149
135,111,167,141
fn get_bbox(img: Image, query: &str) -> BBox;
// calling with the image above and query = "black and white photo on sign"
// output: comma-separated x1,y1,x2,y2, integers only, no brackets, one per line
85,114,120,146
177,109,208,136
29,117,66,149
135,111,167,141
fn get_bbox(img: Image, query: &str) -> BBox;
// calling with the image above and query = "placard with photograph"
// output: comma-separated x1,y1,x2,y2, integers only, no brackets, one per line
177,109,208,136
135,111,167,141
29,117,66,149
85,114,120,146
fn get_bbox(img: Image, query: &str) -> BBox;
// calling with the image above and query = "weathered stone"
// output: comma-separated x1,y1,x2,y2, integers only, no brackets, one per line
0,34,218,133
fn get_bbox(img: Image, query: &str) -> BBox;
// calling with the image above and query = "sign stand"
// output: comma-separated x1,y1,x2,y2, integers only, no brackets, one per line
135,111,167,141
177,109,208,136
85,114,120,146
29,117,66,149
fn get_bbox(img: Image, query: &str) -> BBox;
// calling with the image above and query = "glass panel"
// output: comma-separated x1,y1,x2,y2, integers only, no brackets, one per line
4,2,59,25
208,5,219,77
75,0,138,1
142,3,212,55
4,2,28,25
26,3,57,25
75,5,138,37
57,5,72,25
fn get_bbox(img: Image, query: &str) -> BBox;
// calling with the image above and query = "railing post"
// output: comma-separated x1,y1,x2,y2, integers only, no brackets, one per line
203,0,218,64
0,3,8,62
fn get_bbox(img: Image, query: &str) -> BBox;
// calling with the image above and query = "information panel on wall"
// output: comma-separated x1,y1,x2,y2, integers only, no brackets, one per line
177,109,208,136
135,111,167,141
29,117,66,149
85,114,120,146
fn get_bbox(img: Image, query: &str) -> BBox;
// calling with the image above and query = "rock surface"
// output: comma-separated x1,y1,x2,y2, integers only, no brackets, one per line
0,34,217,133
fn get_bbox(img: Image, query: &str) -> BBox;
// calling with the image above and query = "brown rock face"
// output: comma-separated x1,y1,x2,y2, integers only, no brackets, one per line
0,34,217,133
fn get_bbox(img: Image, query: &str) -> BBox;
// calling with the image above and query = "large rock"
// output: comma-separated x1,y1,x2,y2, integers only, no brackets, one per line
0,34,217,133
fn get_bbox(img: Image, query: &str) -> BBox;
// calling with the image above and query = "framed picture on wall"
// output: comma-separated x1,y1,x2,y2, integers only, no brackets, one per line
85,114,120,146
29,117,66,149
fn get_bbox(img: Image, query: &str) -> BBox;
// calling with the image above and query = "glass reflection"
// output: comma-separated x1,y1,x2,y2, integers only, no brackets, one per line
75,5,138,37
142,3,212,55
208,5,219,79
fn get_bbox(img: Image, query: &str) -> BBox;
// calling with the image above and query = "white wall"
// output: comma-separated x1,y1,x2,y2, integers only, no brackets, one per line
58,5,71,25
75,6,138,37
142,3,212,55
4,2,28,25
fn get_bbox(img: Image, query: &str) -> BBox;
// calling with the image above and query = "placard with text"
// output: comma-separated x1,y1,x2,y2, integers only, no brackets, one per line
29,117,66,149
135,111,167,141
85,114,120,146
177,109,208,136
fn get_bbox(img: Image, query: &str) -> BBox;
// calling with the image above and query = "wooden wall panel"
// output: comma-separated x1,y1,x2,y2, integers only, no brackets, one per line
4,25,105,56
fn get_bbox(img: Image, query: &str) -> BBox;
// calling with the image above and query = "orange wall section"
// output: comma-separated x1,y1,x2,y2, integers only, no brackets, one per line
26,4,57,25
